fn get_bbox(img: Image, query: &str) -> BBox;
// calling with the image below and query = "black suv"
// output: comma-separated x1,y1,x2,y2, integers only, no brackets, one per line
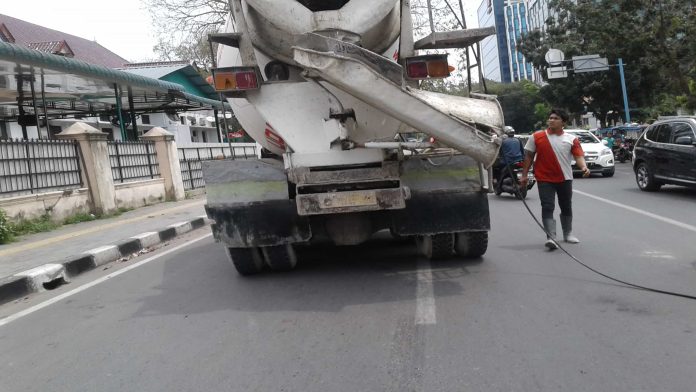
633,116,696,191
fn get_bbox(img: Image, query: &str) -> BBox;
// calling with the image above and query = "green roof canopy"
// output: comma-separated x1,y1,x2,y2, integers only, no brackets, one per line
0,41,229,119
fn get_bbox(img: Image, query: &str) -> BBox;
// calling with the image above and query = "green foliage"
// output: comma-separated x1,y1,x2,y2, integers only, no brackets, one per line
486,80,547,133
0,207,139,243
0,209,13,244
11,215,60,237
63,213,97,225
518,0,696,121
534,103,553,130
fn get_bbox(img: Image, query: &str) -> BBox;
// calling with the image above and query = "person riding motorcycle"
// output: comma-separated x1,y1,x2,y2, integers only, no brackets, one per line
493,126,525,193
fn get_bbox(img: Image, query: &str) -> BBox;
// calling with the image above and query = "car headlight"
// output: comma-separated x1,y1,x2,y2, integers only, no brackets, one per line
601,149,612,156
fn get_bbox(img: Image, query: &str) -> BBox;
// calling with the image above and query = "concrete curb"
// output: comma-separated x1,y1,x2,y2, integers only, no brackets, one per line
0,216,209,305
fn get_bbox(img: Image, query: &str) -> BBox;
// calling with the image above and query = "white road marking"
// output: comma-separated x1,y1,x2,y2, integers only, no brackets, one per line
0,233,212,328
574,190,696,233
415,259,436,325
640,251,675,260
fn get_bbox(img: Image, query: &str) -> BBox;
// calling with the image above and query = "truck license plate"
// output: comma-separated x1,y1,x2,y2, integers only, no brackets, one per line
321,191,378,209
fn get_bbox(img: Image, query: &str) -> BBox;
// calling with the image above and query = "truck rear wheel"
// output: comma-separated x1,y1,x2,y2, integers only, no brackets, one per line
455,231,488,258
416,233,454,260
262,244,298,271
226,247,265,275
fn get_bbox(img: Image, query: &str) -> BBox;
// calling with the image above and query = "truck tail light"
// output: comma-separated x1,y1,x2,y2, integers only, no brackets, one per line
265,124,286,150
405,55,453,80
212,67,260,91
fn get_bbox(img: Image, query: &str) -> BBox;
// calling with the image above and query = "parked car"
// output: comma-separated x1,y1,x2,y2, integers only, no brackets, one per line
564,129,615,177
632,116,696,191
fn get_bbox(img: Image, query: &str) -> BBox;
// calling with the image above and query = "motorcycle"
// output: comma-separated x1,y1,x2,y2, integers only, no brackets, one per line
493,161,536,199
615,142,632,163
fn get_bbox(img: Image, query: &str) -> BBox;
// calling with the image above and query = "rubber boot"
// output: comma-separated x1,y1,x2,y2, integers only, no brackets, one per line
561,215,580,243
542,218,558,250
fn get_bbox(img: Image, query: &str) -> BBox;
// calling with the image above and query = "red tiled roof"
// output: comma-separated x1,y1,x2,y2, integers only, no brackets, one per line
0,13,129,68
26,40,74,57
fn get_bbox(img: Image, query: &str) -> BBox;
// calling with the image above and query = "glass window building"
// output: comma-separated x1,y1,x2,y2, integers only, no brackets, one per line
478,0,535,83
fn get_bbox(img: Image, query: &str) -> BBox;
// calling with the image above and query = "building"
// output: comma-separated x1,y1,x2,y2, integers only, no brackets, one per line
0,13,127,68
0,14,236,144
527,0,552,32
477,0,534,83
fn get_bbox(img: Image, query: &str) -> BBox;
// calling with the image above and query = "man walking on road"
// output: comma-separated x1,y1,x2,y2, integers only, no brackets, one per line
520,109,590,250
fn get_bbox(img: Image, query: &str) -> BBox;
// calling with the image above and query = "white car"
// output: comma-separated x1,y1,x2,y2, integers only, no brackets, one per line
564,129,615,177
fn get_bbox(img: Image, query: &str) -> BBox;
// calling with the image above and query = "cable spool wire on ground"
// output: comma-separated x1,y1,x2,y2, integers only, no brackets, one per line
505,164,696,301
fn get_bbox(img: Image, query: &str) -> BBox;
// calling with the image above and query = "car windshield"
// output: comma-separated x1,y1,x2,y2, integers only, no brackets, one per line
569,132,600,143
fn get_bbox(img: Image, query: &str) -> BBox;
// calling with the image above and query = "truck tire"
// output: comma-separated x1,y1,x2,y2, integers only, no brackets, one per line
455,231,488,258
262,244,298,272
226,247,265,275
416,233,454,260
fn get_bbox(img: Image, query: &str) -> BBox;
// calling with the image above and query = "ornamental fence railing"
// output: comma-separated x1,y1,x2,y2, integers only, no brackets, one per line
107,140,160,183
178,143,258,190
0,139,82,197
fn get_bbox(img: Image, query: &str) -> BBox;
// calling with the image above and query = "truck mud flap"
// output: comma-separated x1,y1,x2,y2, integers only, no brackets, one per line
390,191,490,236
206,200,311,248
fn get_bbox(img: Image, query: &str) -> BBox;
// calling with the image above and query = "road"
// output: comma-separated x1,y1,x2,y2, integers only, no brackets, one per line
1,163,695,392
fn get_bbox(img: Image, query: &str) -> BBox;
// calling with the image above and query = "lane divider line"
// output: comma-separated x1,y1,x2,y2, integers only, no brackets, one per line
574,189,696,233
0,233,213,328
415,259,436,325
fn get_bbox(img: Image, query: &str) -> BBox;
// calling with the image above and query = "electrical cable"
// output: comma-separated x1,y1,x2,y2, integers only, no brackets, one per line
505,163,696,301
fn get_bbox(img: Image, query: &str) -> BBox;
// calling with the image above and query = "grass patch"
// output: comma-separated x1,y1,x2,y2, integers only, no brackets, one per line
109,207,133,218
63,213,97,225
10,214,60,237
0,206,136,244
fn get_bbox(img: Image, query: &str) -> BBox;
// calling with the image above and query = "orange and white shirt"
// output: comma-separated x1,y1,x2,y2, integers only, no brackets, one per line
524,129,584,183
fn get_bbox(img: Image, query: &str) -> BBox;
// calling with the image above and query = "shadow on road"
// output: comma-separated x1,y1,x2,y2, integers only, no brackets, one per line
131,234,485,317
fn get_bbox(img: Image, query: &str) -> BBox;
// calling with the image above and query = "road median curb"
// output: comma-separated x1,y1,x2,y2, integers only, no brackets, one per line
0,215,209,305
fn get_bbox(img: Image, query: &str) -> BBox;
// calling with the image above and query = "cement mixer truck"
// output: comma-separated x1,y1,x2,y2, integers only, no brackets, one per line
202,0,504,274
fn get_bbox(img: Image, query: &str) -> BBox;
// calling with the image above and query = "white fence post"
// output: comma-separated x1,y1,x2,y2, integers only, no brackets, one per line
142,127,185,201
55,122,117,215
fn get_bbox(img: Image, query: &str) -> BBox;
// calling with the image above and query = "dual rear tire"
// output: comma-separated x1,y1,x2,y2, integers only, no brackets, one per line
227,231,489,275
226,244,297,275
415,231,488,260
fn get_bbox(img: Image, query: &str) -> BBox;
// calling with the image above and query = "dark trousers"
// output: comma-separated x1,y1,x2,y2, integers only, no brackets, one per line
537,181,573,220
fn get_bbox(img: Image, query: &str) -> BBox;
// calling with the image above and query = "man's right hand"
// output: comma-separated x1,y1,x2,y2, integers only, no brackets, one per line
519,176,529,187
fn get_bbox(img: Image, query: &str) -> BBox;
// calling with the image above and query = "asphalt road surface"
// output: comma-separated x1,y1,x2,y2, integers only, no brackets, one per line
1,163,695,392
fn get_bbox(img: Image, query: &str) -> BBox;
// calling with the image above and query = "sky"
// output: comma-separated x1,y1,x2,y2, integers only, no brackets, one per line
2,0,479,64
3,0,159,62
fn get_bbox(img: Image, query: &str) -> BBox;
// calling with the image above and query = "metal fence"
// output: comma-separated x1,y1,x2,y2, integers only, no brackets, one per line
179,144,258,190
107,141,160,183
0,139,83,197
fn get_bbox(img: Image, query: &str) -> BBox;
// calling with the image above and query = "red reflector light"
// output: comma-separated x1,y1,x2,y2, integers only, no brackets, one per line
235,72,258,89
407,61,428,78
265,124,286,150
212,67,260,91
405,54,451,80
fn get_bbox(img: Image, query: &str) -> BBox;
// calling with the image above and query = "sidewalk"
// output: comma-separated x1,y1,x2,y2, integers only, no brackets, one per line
0,196,210,305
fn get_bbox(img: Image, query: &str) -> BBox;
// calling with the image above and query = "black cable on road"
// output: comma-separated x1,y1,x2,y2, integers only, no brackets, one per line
505,164,696,301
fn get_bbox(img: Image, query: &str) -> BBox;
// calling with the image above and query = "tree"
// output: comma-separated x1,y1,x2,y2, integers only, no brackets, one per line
145,0,229,68
484,80,547,133
518,0,696,122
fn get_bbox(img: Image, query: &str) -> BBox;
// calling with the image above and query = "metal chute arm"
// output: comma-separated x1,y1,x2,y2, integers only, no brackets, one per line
291,37,503,167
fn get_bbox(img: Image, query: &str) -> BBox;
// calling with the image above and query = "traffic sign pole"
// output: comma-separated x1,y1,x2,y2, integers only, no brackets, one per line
618,58,631,124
